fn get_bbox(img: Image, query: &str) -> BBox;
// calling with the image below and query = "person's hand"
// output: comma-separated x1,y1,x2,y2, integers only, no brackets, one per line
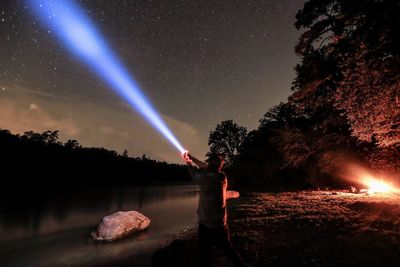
181,151,193,164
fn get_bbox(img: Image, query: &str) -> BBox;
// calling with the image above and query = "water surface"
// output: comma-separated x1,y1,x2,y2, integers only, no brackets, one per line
0,184,199,267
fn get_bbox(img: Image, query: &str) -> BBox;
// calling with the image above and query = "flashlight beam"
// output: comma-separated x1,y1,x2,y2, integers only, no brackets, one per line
28,0,185,154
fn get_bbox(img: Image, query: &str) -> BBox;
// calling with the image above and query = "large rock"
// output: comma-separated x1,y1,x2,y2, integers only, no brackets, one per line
91,211,150,242
227,190,240,199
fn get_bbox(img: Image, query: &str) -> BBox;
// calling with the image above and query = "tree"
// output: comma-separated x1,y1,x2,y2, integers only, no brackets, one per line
293,0,400,176
291,0,400,121
22,130,60,144
22,130,43,142
122,149,129,158
65,139,80,149
41,130,59,144
208,120,247,165
336,56,400,147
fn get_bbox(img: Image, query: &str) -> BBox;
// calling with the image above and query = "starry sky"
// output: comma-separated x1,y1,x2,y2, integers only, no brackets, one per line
0,0,305,163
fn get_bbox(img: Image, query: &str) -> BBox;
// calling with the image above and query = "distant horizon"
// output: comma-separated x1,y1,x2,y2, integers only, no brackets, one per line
0,127,183,163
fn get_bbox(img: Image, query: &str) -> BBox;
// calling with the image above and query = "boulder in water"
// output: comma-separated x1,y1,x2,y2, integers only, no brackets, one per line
91,211,150,242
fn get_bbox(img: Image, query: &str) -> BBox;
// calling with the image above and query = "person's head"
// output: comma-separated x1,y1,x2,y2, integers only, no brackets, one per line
206,153,225,172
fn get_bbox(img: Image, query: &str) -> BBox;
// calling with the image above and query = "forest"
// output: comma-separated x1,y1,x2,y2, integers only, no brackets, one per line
210,0,400,190
0,129,190,191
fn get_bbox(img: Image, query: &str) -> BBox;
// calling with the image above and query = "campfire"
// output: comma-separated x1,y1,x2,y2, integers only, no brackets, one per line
343,164,399,194
361,176,396,193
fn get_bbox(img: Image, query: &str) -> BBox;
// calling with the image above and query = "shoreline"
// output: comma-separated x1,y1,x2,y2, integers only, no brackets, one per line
1,184,199,267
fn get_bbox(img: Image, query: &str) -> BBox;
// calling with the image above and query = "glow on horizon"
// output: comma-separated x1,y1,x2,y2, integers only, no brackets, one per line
27,0,186,154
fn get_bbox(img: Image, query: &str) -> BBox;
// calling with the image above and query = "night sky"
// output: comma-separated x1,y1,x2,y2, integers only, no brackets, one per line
0,0,304,163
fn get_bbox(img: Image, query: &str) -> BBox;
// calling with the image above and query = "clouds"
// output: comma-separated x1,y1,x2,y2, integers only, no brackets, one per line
0,83,207,163
0,97,80,137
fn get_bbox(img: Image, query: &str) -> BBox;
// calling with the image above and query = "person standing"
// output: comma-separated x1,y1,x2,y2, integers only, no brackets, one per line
183,152,246,267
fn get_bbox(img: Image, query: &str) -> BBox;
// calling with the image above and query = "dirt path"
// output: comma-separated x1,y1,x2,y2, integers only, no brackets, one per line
152,191,400,267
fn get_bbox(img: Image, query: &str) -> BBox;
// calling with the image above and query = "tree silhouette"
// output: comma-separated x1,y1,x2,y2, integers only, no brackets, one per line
41,130,59,144
0,128,190,191
208,120,247,165
65,139,80,149
22,130,60,144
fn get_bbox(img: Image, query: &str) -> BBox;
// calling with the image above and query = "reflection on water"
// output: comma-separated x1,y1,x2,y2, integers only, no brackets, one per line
0,184,199,267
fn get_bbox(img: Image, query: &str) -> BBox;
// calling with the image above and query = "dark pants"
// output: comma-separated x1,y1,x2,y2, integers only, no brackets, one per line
198,224,246,267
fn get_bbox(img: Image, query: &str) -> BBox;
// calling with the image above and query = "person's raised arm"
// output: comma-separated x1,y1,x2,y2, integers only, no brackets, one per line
182,151,207,169
182,152,206,183
188,154,207,169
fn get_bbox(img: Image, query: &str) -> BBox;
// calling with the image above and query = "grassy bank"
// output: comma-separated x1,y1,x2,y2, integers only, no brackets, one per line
152,191,400,267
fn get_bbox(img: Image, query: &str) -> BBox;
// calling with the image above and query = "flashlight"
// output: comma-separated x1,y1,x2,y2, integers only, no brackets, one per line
182,150,192,163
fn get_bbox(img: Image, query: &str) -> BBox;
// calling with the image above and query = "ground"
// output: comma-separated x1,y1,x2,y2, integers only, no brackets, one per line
152,191,400,267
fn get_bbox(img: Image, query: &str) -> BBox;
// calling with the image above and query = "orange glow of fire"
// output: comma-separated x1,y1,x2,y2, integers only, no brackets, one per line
362,176,396,193
341,163,399,194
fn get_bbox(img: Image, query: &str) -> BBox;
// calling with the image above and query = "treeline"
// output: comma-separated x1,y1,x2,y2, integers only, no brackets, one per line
210,0,400,190
0,129,190,191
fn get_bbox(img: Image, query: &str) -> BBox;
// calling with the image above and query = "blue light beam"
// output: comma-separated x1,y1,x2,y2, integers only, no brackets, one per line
28,0,186,154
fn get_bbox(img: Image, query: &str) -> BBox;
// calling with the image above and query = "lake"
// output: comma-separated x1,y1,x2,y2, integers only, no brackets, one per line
0,184,199,267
